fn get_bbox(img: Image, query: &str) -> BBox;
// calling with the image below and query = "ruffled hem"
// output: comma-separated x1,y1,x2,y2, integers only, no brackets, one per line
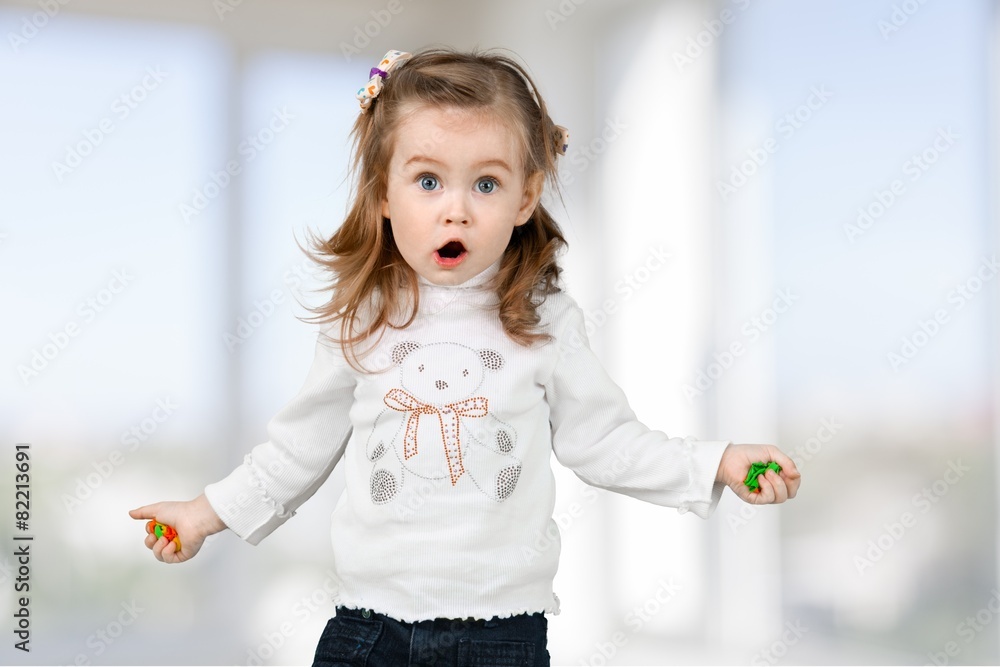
337,604,559,623
331,593,561,624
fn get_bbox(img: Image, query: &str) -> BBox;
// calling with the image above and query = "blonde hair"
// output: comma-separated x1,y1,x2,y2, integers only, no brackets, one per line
298,46,568,372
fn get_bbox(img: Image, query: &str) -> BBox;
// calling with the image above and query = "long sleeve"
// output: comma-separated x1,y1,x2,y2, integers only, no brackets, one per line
544,298,731,519
204,327,356,545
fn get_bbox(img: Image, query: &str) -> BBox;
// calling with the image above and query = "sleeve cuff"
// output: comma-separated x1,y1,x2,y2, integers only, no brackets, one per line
676,439,731,519
203,459,296,546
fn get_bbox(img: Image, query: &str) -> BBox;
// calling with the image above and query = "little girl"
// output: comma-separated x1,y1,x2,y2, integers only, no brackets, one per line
130,47,800,666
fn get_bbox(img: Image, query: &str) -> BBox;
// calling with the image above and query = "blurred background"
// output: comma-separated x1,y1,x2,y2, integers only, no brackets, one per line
0,0,997,664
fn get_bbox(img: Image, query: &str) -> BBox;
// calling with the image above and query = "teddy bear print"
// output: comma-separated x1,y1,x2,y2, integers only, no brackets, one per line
365,341,522,505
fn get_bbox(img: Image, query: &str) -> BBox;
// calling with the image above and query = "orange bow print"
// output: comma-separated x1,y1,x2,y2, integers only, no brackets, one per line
383,388,489,486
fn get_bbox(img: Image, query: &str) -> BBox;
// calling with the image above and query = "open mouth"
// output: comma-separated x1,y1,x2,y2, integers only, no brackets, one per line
434,240,468,267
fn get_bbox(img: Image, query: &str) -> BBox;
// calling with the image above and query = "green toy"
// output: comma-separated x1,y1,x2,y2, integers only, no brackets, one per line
743,461,782,493
146,520,181,549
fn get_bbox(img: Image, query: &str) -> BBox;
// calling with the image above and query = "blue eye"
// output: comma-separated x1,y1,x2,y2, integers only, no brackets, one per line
419,175,438,191
477,178,498,194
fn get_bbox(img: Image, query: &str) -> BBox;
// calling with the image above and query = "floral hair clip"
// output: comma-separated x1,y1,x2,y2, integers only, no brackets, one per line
357,49,413,113
554,124,570,157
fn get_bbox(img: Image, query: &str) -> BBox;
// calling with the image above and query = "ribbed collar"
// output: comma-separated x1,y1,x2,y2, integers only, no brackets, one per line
416,257,502,291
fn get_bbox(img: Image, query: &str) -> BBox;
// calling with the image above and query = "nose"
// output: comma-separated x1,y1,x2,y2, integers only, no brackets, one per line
443,190,471,225
435,379,448,390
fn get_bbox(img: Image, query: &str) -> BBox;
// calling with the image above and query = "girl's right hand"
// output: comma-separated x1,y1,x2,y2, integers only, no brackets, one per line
128,493,227,564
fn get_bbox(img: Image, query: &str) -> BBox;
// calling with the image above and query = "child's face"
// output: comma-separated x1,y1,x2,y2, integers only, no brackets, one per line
382,105,541,286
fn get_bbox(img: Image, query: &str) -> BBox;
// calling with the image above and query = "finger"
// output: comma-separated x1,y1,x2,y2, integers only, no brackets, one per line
769,449,803,486
761,447,795,475
162,538,184,564
144,534,158,549
766,469,788,503
745,483,772,505
736,480,769,505
783,470,801,499
761,447,800,499
754,470,785,504
129,504,161,521
151,536,169,563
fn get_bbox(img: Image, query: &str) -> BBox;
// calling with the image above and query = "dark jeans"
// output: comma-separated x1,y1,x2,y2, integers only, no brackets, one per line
311,605,550,667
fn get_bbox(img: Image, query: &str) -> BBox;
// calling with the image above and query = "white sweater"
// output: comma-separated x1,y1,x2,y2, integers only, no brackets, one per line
204,258,731,623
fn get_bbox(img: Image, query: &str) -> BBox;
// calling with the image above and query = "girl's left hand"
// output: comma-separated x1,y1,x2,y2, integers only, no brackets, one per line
716,444,801,504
